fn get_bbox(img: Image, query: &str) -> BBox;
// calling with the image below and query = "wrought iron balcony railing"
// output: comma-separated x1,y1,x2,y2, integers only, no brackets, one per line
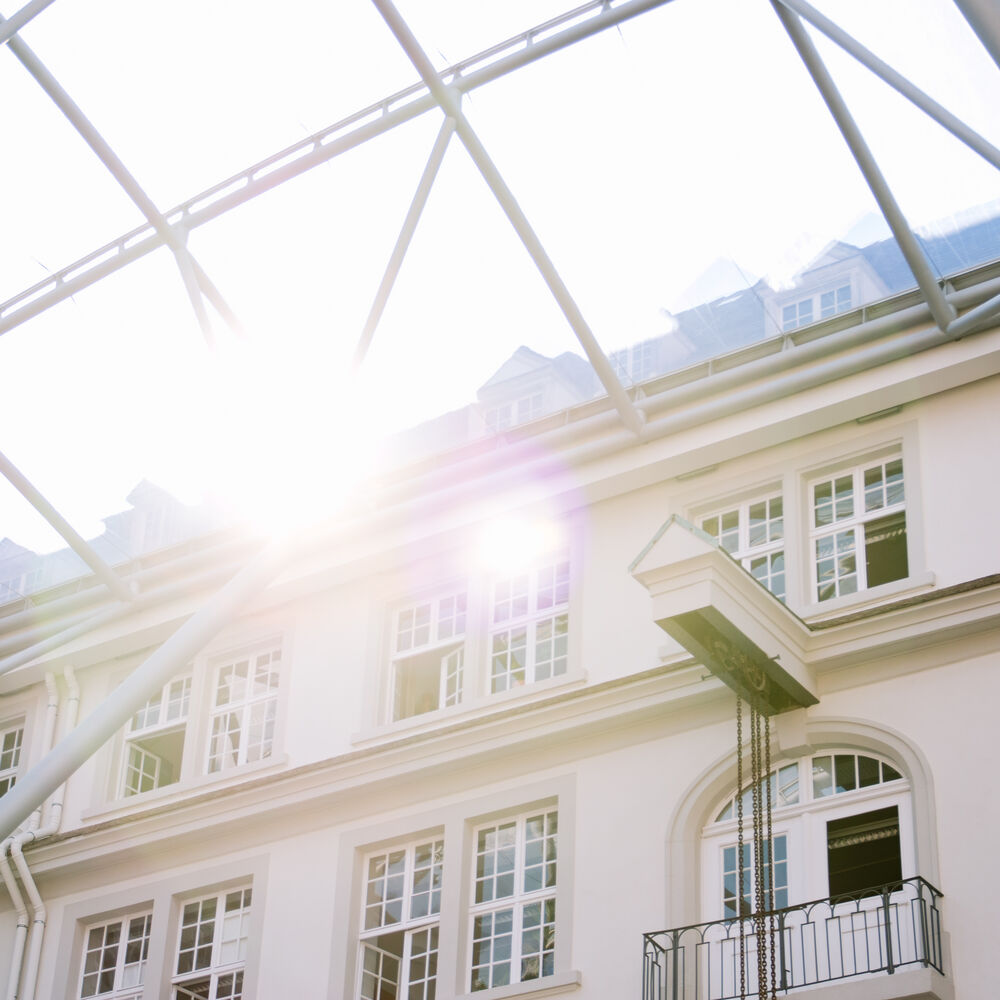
643,876,943,1000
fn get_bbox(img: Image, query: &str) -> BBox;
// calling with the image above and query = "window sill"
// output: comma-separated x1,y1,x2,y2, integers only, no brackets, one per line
798,571,935,622
83,753,290,822
352,670,588,747
457,969,582,1000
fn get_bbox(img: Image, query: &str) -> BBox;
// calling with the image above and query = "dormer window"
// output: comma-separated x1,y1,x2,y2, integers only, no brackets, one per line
782,283,853,332
821,284,852,318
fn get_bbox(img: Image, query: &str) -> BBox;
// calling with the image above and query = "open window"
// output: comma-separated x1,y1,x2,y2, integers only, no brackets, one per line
121,678,190,797
827,805,902,900
390,592,466,721
810,457,907,602
703,750,910,917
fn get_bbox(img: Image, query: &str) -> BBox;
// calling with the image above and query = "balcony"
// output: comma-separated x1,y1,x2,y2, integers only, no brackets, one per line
643,877,945,1000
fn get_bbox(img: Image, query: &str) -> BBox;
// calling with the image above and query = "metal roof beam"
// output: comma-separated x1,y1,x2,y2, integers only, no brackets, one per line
778,0,1000,173
0,0,57,46
0,535,292,839
947,289,1000,338
371,0,646,437
3,24,242,344
354,116,456,368
0,0,675,340
0,451,134,605
952,0,1000,72
772,1,957,333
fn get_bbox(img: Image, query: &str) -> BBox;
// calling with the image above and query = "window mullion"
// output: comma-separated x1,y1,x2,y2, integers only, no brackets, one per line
853,524,868,591
114,917,128,995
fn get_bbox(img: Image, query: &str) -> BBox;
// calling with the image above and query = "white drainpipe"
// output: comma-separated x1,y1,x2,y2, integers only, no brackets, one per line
1,672,59,1000
0,838,29,1000
7,668,77,1000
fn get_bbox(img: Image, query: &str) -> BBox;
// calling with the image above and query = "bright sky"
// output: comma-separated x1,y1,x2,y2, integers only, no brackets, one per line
0,0,997,552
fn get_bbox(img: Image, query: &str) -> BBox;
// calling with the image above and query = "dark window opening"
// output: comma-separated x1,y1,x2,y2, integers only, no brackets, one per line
827,805,902,899
865,512,908,588
393,653,442,720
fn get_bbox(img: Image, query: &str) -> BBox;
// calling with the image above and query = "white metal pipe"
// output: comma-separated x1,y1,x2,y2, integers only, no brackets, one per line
0,0,678,341
0,533,256,647
779,0,1000,172
357,277,1000,531
0,275,996,835
953,0,1000,71
772,1,957,332
1,274,998,684
2,27,234,343
0,1,57,47
0,841,28,1000
947,288,1000,338
0,451,133,604
0,538,291,837
355,116,456,368
0,672,60,1000
0,541,270,677
371,0,646,437
10,668,77,1000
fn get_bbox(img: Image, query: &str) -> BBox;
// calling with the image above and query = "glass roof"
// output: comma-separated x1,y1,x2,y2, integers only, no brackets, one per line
0,0,997,597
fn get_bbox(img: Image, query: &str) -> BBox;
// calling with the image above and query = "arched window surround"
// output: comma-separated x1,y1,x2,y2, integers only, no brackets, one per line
663,714,940,927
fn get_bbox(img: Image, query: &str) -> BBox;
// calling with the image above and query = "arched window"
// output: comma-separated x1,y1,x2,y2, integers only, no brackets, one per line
701,750,912,920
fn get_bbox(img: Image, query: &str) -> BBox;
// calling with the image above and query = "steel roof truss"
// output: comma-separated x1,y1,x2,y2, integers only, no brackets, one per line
772,1,957,333
5,27,241,344
778,0,1000,173
354,115,456,368
0,451,133,605
372,0,646,437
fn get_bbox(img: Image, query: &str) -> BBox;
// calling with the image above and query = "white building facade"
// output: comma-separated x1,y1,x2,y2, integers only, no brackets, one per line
1,258,999,1000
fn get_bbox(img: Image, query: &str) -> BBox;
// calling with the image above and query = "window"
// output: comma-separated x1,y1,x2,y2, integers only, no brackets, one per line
723,836,787,918
782,285,852,332
703,751,908,918
810,457,907,602
611,338,659,384
173,887,252,1000
357,838,443,1000
78,911,152,999
490,559,569,692
470,810,558,992
701,493,785,601
390,592,466,721
207,645,280,773
0,723,24,796
820,284,852,318
484,389,544,433
121,677,190,796
782,298,813,332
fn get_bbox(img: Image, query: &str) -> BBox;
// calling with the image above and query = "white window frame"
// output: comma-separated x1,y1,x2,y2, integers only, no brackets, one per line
484,387,544,434
356,837,444,1000
808,455,906,603
206,643,281,774
781,282,853,332
389,590,467,722
700,491,786,601
0,721,24,797
77,910,153,1000
702,751,911,919
172,886,252,1000
120,676,191,797
820,283,852,319
469,809,558,993
611,338,659,384
489,558,570,693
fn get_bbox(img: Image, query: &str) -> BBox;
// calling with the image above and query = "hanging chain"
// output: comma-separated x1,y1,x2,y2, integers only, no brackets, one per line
736,695,746,1000
750,707,766,996
765,716,776,1000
